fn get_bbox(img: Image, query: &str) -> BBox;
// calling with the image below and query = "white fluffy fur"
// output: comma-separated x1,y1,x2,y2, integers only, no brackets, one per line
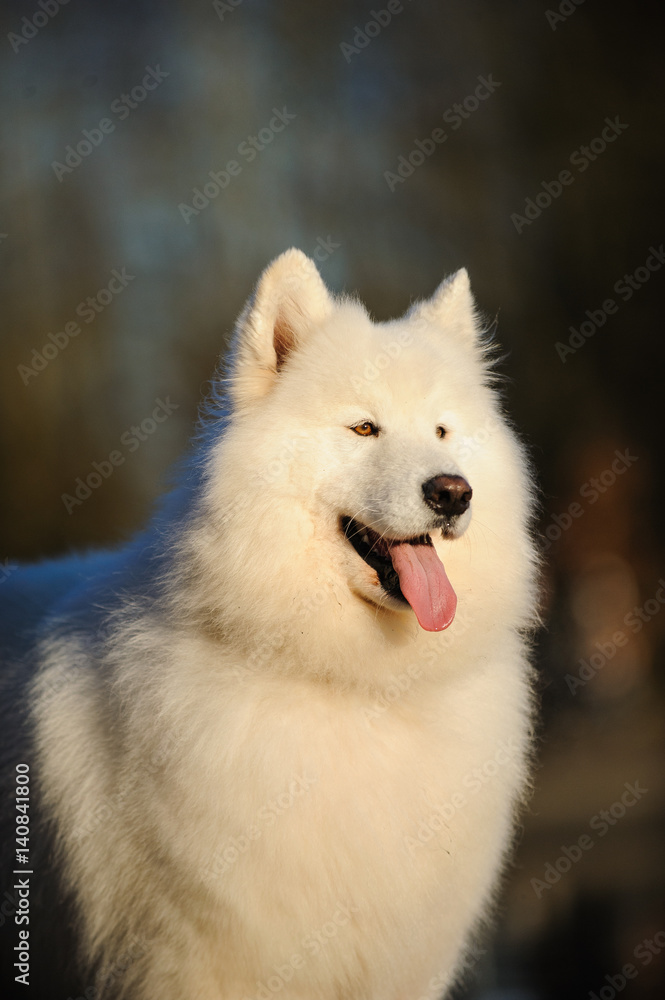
31,249,538,999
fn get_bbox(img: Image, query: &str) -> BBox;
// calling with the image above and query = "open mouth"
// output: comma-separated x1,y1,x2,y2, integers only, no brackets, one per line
341,517,457,632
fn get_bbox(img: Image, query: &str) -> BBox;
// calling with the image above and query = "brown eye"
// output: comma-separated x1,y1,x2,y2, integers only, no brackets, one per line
352,421,378,437
436,426,447,439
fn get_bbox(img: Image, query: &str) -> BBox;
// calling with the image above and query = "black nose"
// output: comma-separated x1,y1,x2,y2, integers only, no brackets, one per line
422,474,472,518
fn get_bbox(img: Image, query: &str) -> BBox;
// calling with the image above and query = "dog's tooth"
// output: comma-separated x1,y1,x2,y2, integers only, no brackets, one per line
362,533,369,544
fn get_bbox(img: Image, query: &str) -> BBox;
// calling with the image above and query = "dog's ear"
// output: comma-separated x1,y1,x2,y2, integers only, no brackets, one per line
409,268,479,342
229,249,333,406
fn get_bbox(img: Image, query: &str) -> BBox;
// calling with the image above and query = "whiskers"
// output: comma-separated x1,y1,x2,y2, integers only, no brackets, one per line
344,507,384,551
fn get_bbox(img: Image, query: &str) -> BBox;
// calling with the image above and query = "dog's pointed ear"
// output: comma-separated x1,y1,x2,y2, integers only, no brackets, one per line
427,268,473,316
409,268,479,342
229,249,333,406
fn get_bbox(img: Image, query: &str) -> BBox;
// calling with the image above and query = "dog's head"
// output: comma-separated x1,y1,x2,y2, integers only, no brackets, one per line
200,250,532,642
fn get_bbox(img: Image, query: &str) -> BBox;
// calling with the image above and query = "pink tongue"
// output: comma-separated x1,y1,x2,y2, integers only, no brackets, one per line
390,542,457,632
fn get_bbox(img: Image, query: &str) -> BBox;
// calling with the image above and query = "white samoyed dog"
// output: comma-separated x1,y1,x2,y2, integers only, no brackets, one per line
0,249,538,999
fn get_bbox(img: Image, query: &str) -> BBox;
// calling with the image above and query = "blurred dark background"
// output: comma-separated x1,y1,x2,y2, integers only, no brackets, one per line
1,1,664,997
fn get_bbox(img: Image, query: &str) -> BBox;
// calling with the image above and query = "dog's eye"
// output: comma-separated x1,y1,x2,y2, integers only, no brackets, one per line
352,421,378,437
436,426,447,439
